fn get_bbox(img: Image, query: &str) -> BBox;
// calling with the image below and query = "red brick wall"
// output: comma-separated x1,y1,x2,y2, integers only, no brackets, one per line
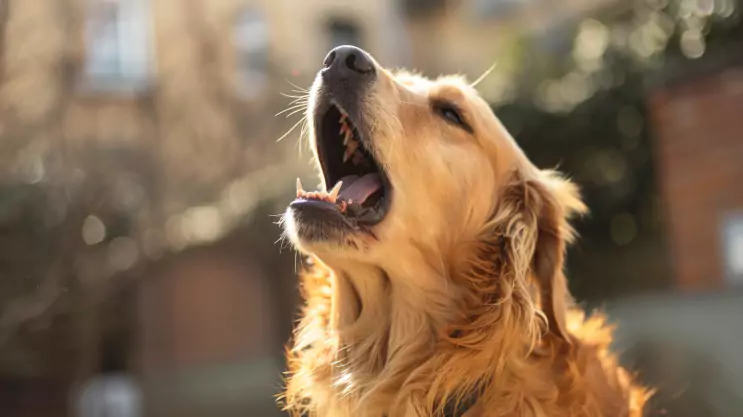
649,66,743,290
138,243,277,371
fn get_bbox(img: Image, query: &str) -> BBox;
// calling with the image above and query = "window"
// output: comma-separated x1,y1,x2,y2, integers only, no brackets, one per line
401,0,446,17
722,214,743,285
471,0,529,19
328,19,361,49
235,9,269,99
84,0,152,91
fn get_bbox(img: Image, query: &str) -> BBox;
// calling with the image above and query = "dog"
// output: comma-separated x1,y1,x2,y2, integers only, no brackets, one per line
280,46,650,417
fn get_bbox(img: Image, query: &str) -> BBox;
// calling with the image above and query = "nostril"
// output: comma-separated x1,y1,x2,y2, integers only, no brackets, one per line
322,46,376,77
345,54,358,72
323,51,336,69
346,52,374,74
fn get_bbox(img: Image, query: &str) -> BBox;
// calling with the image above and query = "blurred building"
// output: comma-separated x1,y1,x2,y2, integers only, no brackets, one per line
649,42,743,290
2,0,743,416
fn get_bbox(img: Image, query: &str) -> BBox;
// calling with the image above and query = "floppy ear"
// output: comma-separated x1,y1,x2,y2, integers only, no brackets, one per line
495,171,586,342
528,172,586,342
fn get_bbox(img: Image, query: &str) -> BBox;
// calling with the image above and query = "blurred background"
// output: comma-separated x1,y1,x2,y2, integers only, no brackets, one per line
0,0,741,416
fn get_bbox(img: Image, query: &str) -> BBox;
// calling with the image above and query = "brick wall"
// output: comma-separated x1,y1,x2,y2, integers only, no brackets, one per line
138,242,278,371
649,65,743,290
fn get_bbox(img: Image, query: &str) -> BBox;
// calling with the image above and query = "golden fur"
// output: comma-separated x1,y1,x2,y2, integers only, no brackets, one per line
280,59,651,417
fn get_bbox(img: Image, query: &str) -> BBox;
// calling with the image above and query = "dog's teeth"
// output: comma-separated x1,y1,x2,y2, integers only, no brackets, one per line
344,141,359,162
343,131,354,146
343,146,355,163
340,113,347,123
296,178,304,197
343,148,351,162
328,181,342,202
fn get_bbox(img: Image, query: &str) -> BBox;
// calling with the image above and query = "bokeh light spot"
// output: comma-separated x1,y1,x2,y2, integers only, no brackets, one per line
611,213,638,245
82,215,106,245
107,237,139,271
680,29,706,58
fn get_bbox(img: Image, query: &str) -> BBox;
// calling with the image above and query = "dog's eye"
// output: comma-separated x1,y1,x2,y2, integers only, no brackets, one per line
434,103,471,132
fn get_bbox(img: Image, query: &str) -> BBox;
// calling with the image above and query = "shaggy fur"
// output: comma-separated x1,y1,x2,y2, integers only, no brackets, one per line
280,59,651,417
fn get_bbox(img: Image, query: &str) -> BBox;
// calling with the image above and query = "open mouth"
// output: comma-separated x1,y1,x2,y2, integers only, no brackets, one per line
295,103,392,228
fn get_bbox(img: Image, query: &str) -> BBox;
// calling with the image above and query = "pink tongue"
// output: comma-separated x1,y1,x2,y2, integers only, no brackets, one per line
338,173,382,204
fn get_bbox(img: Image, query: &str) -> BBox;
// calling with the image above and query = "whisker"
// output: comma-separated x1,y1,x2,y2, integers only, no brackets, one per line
286,79,309,92
289,98,308,107
284,108,307,118
276,107,304,117
276,104,307,117
297,119,309,157
471,62,498,88
281,92,309,100
277,116,307,143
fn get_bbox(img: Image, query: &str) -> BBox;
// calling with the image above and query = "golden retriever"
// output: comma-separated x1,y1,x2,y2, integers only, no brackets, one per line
280,46,651,417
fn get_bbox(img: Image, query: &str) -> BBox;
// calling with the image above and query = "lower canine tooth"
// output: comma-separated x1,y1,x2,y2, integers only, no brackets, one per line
296,178,304,197
328,181,342,202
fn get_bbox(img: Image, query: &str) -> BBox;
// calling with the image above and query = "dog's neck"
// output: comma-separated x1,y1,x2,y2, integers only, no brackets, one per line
322,244,466,379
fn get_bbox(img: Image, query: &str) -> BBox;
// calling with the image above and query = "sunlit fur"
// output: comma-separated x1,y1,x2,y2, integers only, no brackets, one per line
280,61,651,417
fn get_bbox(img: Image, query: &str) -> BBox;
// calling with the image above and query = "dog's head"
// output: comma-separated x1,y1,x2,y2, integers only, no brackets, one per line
283,46,586,339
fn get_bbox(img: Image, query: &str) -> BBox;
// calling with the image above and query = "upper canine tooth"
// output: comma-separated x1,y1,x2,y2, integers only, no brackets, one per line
328,181,342,202
343,141,360,162
347,140,359,154
343,147,354,163
343,131,353,146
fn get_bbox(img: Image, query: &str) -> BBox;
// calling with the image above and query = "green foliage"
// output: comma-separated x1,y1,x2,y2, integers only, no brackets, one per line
492,0,741,302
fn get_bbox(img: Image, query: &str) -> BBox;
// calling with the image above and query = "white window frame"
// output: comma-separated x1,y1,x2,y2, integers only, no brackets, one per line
721,213,743,285
84,0,153,92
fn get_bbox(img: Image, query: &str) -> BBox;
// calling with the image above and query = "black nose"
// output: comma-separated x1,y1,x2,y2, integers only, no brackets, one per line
322,45,375,78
